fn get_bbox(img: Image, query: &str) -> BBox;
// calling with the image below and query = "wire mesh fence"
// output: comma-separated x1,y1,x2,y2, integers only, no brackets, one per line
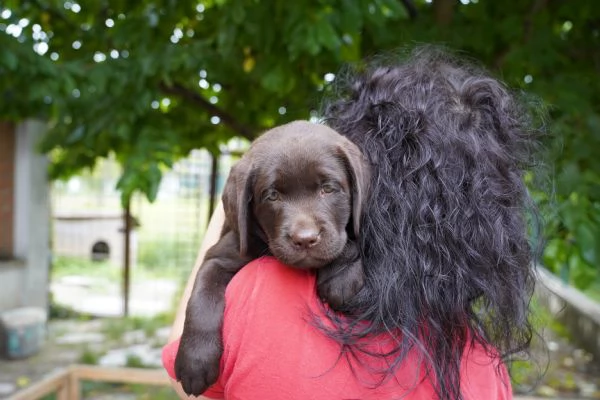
49,143,246,318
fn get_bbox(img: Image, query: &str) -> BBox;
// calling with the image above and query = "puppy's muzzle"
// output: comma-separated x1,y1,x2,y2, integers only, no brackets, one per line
287,217,322,250
290,227,321,249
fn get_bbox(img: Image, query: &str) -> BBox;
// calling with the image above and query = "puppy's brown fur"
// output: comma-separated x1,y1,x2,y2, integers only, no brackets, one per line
175,121,370,396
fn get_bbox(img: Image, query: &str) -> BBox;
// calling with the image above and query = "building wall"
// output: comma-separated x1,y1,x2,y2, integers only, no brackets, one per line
0,120,50,312
0,122,15,259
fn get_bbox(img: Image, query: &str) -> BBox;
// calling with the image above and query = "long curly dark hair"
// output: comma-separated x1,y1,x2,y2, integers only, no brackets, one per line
319,46,543,400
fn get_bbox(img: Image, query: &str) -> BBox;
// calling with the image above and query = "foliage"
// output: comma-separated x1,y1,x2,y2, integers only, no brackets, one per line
1,0,600,287
137,238,196,271
79,347,101,365
1,0,408,203
125,354,149,368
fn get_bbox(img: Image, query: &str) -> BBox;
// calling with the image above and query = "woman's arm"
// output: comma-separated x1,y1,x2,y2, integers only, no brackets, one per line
167,202,226,399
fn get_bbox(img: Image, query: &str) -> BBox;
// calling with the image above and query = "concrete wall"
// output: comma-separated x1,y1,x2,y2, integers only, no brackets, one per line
0,120,50,312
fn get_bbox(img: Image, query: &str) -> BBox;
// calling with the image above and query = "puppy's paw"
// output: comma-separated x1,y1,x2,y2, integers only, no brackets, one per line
175,330,222,396
317,260,364,311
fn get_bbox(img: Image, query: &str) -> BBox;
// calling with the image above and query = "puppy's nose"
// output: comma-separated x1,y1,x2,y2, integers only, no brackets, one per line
290,228,320,249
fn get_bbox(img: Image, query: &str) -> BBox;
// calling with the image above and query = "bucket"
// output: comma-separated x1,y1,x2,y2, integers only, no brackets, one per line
0,307,47,359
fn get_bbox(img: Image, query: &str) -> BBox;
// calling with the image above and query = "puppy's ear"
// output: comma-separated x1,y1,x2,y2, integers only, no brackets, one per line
337,140,370,237
222,158,255,256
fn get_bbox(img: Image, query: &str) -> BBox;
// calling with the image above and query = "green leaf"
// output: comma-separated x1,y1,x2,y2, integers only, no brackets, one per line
315,17,342,51
1,50,18,70
569,253,597,290
146,164,162,202
260,66,289,93
576,223,598,266
66,126,85,144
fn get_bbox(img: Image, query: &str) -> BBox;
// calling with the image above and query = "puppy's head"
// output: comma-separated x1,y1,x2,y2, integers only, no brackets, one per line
222,121,369,268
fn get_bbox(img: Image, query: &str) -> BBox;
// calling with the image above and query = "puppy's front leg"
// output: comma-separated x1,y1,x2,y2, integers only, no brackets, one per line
316,240,364,312
175,230,251,396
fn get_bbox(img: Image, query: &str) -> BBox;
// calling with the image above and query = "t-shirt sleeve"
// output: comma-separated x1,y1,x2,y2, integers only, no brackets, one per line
161,257,271,399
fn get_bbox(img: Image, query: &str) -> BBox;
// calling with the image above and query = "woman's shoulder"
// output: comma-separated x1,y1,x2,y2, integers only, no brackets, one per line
225,256,317,302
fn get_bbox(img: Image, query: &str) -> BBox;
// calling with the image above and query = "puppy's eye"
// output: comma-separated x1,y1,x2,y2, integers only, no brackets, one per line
320,183,337,195
263,189,280,202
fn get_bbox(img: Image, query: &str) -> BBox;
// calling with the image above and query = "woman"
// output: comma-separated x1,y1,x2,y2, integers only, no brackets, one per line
163,47,541,399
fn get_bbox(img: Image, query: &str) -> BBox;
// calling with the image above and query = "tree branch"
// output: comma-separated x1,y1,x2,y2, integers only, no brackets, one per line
159,82,255,141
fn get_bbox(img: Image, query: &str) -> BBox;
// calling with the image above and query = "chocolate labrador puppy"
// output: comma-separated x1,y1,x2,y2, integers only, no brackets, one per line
175,120,370,396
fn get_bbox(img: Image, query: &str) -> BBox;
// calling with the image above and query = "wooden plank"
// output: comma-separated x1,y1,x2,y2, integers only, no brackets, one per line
56,382,69,400
70,365,171,386
10,365,171,399
10,368,70,400
68,365,81,400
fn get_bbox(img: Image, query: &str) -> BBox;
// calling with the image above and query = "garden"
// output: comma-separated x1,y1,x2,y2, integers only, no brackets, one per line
1,0,600,398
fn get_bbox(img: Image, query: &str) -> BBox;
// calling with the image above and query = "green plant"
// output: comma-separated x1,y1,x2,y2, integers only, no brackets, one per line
51,255,121,280
124,354,147,369
509,297,571,389
137,239,190,271
101,314,173,342
79,348,101,365
48,294,89,320
584,281,600,303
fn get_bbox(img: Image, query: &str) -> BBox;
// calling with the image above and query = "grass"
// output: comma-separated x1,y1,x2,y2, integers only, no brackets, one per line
101,313,173,342
51,255,121,280
79,347,102,365
51,253,188,282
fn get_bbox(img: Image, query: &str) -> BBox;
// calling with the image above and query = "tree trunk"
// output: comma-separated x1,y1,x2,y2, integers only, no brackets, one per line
433,0,455,27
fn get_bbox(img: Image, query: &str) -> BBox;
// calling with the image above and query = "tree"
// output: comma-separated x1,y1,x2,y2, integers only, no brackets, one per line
1,0,599,288
0,0,409,201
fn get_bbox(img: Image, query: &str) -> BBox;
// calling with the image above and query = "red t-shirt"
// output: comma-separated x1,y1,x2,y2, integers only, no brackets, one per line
163,256,513,399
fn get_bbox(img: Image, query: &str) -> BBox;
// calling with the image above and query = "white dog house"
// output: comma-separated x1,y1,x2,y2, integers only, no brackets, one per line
52,211,138,267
